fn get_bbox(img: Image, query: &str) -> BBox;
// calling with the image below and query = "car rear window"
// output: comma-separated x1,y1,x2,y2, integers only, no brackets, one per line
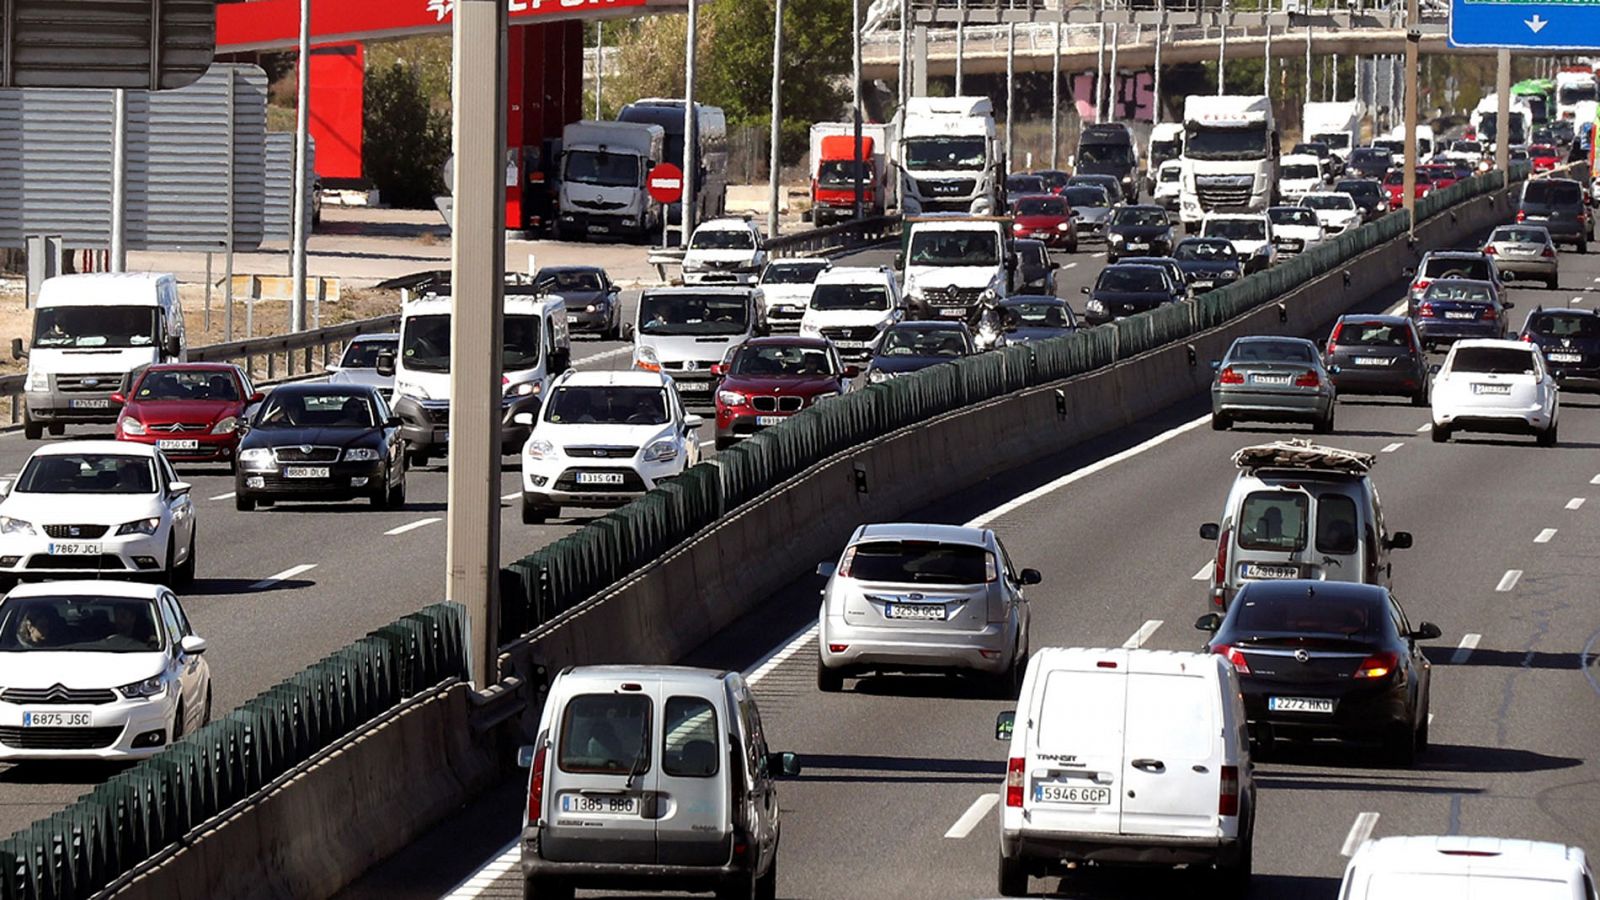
662,696,719,778
1524,180,1583,206
1421,257,1491,280
1423,282,1495,304
1450,346,1537,375
844,540,992,585
1529,314,1600,338
1316,494,1359,555
1237,491,1309,552
1036,669,1124,757
1336,322,1411,347
559,693,651,775
1231,593,1380,638
1493,227,1550,244
1228,340,1315,364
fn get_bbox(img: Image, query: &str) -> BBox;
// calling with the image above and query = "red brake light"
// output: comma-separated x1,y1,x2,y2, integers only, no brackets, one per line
1413,278,1431,293
1482,244,1496,254
1219,366,1245,385
1353,651,1399,679
1006,757,1026,808
1543,246,1557,258
1294,371,1321,388
836,545,857,578
527,745,548,822
1481,305,1498,321
1516,209,1526,222
1219,765,1240,817
1418,302,1436,318
1326,322,1343,353
1213,644,1251,674
1211,526,1230,598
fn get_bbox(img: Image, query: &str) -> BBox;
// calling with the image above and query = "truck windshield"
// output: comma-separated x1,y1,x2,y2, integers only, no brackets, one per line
401,313,542,373
1559,83,1598,105
907,231,999,266
563,150,640,188
1476,114,1525,145
1077,144,1133,166
638,293,750,336
1184,123,1269,160
1150,140,1182,164
1309,132,1351,150
811,283,890,311
32,306,159,350
818,160,872,187
903,136,986,171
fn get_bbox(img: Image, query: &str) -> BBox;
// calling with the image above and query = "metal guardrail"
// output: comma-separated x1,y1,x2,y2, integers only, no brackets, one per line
764,215,903,259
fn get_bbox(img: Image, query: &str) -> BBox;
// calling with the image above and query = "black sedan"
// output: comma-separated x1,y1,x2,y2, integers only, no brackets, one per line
1081,263,1184,326
234,384,407,511
1172,237,1244,293
1521,307,1600,391
861,321,976,385
998,296,1077,344
534,265,623,339
1196,580,1440,765
1323,314,1430,405
1105,205,1175,262
1333,179,1387,224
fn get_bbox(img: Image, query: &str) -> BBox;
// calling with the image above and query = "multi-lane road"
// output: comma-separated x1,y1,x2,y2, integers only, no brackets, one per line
340,229,1600,899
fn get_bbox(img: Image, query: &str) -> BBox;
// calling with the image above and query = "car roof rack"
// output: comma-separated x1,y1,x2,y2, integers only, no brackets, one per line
1231,439,1374,475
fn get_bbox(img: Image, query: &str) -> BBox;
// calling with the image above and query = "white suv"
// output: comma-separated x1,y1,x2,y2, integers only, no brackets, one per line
1201,213,1276,273
514,370,703,524
1430,338,1559,446
682,218,767,286
756,257,831,332
798,266,903,363
1340,836,1597,899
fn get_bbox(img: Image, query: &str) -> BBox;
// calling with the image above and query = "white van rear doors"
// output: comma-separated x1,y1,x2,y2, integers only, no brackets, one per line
1120,656,1227,838
542,682,661,864
1022,650,1128,834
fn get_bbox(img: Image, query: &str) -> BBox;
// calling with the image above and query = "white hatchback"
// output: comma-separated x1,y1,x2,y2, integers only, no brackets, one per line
1430,339,1559,445
1340,835,1597,900
1301,191,1364,235
0,581,211,760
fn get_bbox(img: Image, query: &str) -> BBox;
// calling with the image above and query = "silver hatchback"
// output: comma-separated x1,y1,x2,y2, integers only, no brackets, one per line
1482,224,1559,290
1211,336,1338,433
816,523,1037,694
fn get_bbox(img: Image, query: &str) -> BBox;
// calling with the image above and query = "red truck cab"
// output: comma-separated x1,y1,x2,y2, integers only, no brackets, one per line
812,135,882,227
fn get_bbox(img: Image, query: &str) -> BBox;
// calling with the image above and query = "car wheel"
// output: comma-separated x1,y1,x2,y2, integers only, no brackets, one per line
714,871,758,900
997,853,1029,897
227,457,238,475
388,474,407,508
1547,275,1560,290
1415,704,1430,752
521,495,552,526
171,701,185,742
174,531,196,589
1580,239,1589,254
755,858,777,900
816,658,844,693
235,493,256,512
1538,421,1558,447
522,877,574,900
1386,722,1418,767
1411,385,1429,407
160,539,178,589
1313,407,1335,435
1215,823,1255,891
370,477,391,509
46,423,63,436
1211,413,1230,431
22,418,42,441
1431,423,1451,443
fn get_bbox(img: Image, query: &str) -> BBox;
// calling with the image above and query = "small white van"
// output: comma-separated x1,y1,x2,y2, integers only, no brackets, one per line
1339,835,1598,900
993,647,1255,897
13,273,186,440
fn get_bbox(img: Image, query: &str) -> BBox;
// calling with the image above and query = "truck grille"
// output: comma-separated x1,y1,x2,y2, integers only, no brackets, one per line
1195,176,1254,210
751,396,804,413
913,177,976,199
922,286,985,308
56,373,124,393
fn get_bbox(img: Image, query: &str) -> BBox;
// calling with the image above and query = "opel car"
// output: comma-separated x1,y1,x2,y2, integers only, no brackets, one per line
113,364,260,471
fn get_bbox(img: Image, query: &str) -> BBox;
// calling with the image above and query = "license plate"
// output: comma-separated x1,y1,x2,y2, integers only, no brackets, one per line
1472,383,1511,395
1281,239,1304,250
23,711,91,728
833,340,867,349
1547,352,1582,363
586,224,611,233
47,542,102,556
1127,241,1149,250
1034,784,1112,805
157,439,200,450
1353,357,1390,366
754,415,785,426
939,308,966,318
1526,214,1550,221
1268,696,1335,714
885,603,947,621
575,472,626,485
559,793,640,816
1250,374,1291,385
1444,311,1476,320
283,466,331,479
1242,563,1299,580
69,398,110,409
1191,279,1214,289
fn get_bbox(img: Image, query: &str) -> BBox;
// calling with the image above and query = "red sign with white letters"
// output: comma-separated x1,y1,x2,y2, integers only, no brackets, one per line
217,0,656,53
647,163,684,204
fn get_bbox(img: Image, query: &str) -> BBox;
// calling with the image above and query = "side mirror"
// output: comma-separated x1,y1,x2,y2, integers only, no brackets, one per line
1501,270,1515,283
767,752,802,777
683,413,704,430
1199,522,1220,541
816,561,837,578
710,363,728,377
9,338,24,360
250,391,265,404
517,745,536,768
894,253,906,269
1019,568,1042,586
168,481,192,497
1316,338,1328,351
622,322,636,341
843,364,861,379
1412,621,1443,641
995,710,1016,742
375,351,397,378
179,635,208,655
1050,261,1061,270
1402,266,1416,277
164,336,182,358
1194,612,1224,632
1503,301,1516,310
1428,363,1442,375
608,284,621,295
1387,531,1414,550
1079,286,1090,295
385,415,402,428
512,411,535,426
111,392,126,405
0,477,13,501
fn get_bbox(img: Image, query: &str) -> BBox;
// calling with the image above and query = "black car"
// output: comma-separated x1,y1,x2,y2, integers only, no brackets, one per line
1030,169,1072,193
1013,239,1059,295
1346,147,1392,180
1333,179,1387,223
1082,263,1183,326
1521,307,1600,390
1196,580,1440,764
234,384,407,511
1172,238,1244,293
1105,205,1174,262
1516,178,1590,251
1117,256,1190,300
998,296,1077,343
862,321,976,384
533,265,623,339
1322,314,1430,405
1004,174,1049,206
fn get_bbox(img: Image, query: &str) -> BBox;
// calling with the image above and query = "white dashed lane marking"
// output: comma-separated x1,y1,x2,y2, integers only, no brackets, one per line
1342,812,1381,857
944,794,1000,839
1122,619,1164,649
1535,528,1557,544
1496,569,1523,592
248,563,316,591
1567,498,1586,510
385,517,442,536
1380,442,1404,453
1192,563,1212,581
1452,633,1482,665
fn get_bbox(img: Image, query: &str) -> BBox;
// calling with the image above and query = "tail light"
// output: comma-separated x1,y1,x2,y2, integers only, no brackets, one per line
1521,332,1535,342
1326,322,1344,355
1542,246,1557,258
1294,371,1321,388
1211,526,1230,597
1353,651,1399,679
1482,244,1497,254
1219,765,1240,817
1219,367,1245,385
1006,757,1026,808
1481,305,1498,321
1417,302,1436,318
1516,209,1527,222
1413,278,1431,294
985,552,999,584
1213,644,1251,674
527,745,548,822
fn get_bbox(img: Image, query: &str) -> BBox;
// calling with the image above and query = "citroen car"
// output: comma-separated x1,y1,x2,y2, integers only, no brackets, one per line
113,364,260,470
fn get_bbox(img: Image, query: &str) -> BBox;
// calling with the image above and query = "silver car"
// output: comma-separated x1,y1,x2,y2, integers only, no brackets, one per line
1061,185,1114,240
1482,224,1559,290
326,333,399,402
816,523,1037,693
1211,336,1338,433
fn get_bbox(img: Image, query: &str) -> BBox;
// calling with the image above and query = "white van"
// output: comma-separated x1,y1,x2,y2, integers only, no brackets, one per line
1339,836,1598,900
994,647,1255,897
13,273,186,440
628,286,766,405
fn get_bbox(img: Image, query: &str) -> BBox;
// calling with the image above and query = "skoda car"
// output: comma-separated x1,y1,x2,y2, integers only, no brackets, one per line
234,384,407,511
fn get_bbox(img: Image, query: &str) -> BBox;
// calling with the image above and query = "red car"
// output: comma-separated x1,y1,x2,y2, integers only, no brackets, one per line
1419,164,1459,191
1382,170,1435,209
712,337,854,450
1530,144,1561,172
114,363,262,470
1010,193,1078,251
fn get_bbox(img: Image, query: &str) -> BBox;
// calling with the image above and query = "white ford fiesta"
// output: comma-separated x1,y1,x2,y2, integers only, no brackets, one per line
1430,338,1559,445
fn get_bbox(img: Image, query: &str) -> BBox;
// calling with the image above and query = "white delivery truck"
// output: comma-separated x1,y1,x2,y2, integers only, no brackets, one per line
1556,68,1600,122
555,120,665,241
1472,95,1531,151
896,96,1003,216
898,216,1012,349
1302,101,1363,163
809,122,895,226
1179,95,1279,230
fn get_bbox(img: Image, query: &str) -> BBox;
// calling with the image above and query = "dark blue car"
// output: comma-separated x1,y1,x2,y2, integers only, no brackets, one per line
1521,307,1600,391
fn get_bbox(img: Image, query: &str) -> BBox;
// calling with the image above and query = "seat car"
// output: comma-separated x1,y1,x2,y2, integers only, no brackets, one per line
0,581,211,760
234,384,407,511
0,442,196,588
754,257,831,333
1521,307,1600,391
1516,177,1590,251
1082,263,1184,326
797,266,903,364
997,297,1077,344
1200,214,1275,273
1483,224,1559,288
815,523,1037,692
1430,338,1560,445
113,364,261,471
1060,186,1113,240
1172,237,1244,293
1382,169,1434,209
1009,194,1077,251
1196,580,1439,764
1405,249,1502,304
518,665,800,900
1529,143,1563,173
711,337,852,449
1339,836,1598,900
1198,440,1412,609
861,321,977,385
681,218,767,286
1210,336,1337,433
1332,178,1387,223
326,333,399,401
993,648,1255,896
1412,278,1512,349
1013,239,1059,295
1105,205,1175,262
1322,315,1430,405
516,369,702,524
533,265,624,340
1300,191,1363,235
1266,206,1324,256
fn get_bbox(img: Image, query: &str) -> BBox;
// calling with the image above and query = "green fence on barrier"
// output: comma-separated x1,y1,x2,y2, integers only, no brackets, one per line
0,604,467,900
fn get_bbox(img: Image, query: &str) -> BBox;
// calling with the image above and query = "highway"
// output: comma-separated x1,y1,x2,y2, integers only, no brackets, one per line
339,229,1600,899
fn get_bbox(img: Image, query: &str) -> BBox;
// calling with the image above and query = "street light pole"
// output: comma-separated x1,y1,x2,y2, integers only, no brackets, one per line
956,0,967,95
853,0,864,221
767,0,784,238
1051,20,1062,167
1402,0,1420,223
289,0,311,333
681,0,699,247
1154,1,1165,123
1005,22,1015,172
1217,0,1227,96
594,22,604,118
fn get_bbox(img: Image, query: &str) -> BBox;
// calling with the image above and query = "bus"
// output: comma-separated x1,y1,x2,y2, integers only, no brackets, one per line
1512,78,1555,126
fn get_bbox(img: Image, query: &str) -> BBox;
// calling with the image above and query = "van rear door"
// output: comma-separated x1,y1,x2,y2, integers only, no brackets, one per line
1022,650,1127,835
1230,486,1314,591
655,690,732,865
541,682,660,864
1310,489,1364,586
1120,656,1226,838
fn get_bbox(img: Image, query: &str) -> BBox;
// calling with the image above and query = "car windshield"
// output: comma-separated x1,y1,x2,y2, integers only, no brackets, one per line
1097,267,1167,292
1336,181,1380,199
1281,164,1320,180
731,344,834,377
559,693,650,774
638,294,750,336
1230,592,1381,639
1077,143,1134,166
908,231,1000,266
1113,208,1167,227
845,540,990,584
1493,227,1550,245
1174,240,1237,261
257,392,378,428
1159,166,1181,183
1523,180,1584,205
1303,195,1354,210
1450,346,1537,375
880,328,968,357
1423,282,1495,304
690,228,755,250
1293,144,1328,158
1270,208,1319,226
15,453,156,494
1185,123,1269,160
0,597,163,653
761,262,829,285
1205,219,1267,241
340,340,397,368
134,370,239,401
401,313,541,373
1015,196,1068,216
545,385,668,425
1229,340,1316,364
1237,491,1309,552
1006,176,1046,194
562,149,639,188
1060,187,1108,208
902,136,987,171
1002,303,1072,330
1529,314,1600,338
32,306,159,350
1421,257,1491,280
1336,322,1411,347
810,282,890,311
536,270,605,293
1350,149,1389,167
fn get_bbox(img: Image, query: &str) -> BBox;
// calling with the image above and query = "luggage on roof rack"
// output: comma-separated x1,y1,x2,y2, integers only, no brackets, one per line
1231,439,1374,474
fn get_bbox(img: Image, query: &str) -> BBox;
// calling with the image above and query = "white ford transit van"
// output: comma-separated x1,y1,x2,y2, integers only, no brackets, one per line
993,647,1255,896
1339,836,1598,900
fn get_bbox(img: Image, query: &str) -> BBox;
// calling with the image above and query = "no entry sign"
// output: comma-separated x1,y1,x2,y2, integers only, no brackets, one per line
647,163,685,204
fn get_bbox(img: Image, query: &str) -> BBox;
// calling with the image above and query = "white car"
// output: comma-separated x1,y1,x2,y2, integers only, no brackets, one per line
1276,152,1327,201
1300,191,1363,235
1430,339,1559,445
798,266,904,364
1151,159,1183,211
1340,836,1595,899
1265,206,1324,256
756,257,831,332
515,369,703,524
0,441,197,587
681,218,767,287
1201,213,1276,273
0,581,211,760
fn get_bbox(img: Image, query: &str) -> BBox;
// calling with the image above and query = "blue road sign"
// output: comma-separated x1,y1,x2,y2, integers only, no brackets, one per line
1451,0,1600,50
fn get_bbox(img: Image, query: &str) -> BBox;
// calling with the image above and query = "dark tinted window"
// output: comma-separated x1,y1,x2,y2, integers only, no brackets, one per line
731,344,834,377
0,596,163,653
258,392,377,428
844,540,992,585
1061,187,1108,207
880,328,969,357
1231,592,1382,638
1336,322,1411,347
1523,180,1584,206
1420,257,1491,281
1237,492,1309,552
1015,196,1068,216
662,696,719,778
1097,267,1167,292
559,693,651,774
1174,240,1237,261
340,340,397,369
1450,346,1538,375
761,261,829,285
1529,314,1600,338
1228,340,1316,364
135,369,240,401
546,386,668,425
1316,494,1359,555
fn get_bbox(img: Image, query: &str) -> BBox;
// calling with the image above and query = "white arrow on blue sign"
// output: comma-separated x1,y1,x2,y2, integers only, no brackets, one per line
1451,0,1600,49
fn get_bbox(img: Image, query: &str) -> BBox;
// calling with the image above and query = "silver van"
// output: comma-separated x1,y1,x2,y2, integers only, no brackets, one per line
519,665,799,900
1199,441,1412,610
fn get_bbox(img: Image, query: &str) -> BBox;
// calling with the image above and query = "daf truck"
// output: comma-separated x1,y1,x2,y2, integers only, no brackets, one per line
1302,101,1363,163
1179,95,1279,230
556,121,665,241
809,122,893,226
896,97,1003,216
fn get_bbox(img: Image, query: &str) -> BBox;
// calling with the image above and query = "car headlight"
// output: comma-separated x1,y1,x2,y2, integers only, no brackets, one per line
868,369,890,384
505,381,539,398
642,439,679,463
633,344,661,372
343,447,381,462
120,417,146,436
210,416,237,435
525,439,556,461
115,517,162,536
24,371,47,392
811,391,839,403
1086,299,1106,313
717,390,746,407
0,516,35,536
1220,269,1239,280
395,381,429,401
239,448,276,471
799,322,822,337
1109,233,1125,243
1057,222,1072,231
117,677,165,700
981,288,999,302
585,304,599,313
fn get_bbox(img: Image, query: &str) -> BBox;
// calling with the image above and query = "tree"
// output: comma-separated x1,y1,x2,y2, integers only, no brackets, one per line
364,62,451,209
